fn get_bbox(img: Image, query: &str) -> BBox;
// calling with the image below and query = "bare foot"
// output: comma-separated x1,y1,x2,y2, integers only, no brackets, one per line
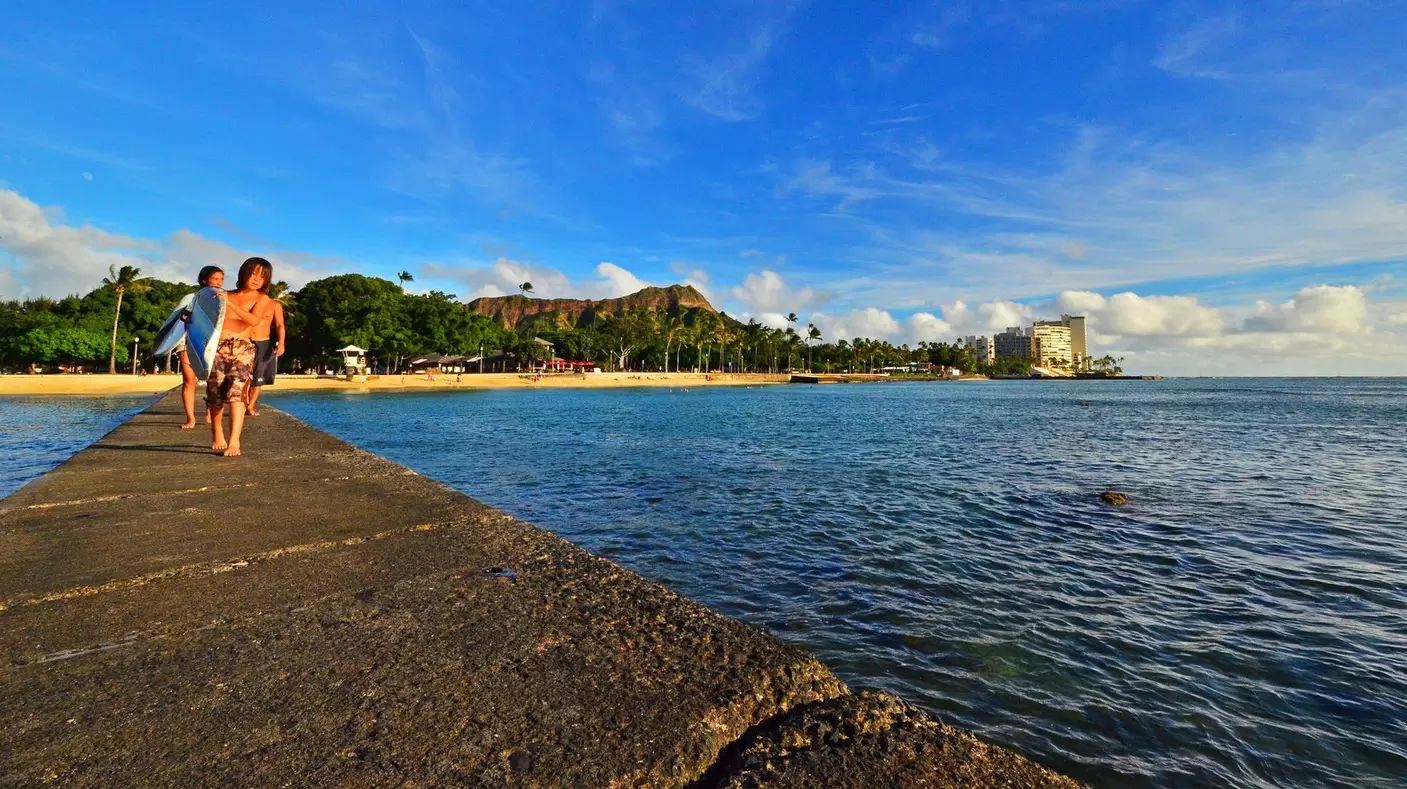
247,406,260,417
212,440,228,453
180,421,197,430
222,443,242,457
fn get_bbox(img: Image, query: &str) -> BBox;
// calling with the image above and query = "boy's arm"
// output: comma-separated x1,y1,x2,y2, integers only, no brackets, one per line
274,302,287,356
217,290,264,325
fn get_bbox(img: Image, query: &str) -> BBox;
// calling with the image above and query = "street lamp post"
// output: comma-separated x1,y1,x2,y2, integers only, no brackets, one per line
479,344,484,374
131,337,140,375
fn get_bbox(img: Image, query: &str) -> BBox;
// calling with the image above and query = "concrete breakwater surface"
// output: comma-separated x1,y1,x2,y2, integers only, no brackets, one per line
0,393,1074,786
265,379,1407,787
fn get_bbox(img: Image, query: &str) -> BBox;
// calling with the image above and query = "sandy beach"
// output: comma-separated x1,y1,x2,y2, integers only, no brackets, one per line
0,371,790,396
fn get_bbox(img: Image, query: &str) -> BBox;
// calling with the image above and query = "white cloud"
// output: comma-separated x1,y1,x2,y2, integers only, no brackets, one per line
730,269,824,314
938,299,1035,335
905,311,952,341
421,257,654,301
1049,284,1398,375
1057,290,1224,337
591,261,651,298
0,188,332,298
668,260,716,303
783,283,1405,376
1244,284,1369,334
807,307,902,344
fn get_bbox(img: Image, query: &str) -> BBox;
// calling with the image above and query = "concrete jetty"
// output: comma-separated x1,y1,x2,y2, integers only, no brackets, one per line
1,394,1077,787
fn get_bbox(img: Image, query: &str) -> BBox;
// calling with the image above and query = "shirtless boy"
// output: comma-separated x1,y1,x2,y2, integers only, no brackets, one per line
207,257,274,457
244,280,286,417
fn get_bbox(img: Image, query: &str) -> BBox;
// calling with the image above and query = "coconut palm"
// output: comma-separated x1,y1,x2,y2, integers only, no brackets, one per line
806,324,821,371
397,270,414,290
102,264,148,374
663,312,685,372
713,317,732,373
519,281,534,299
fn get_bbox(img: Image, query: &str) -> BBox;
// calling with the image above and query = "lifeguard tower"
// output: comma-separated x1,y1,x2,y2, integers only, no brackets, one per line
335,345,368,378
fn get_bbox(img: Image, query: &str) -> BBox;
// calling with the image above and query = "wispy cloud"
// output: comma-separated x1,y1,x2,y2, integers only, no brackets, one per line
0,124,151,172
1154,14,1239,79
680,18,788,122
768,91,1407,308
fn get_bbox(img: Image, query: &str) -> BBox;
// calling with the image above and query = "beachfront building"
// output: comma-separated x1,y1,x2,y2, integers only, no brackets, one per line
963,335,995,365
1061,314,1088,369
993,327,1032,360
1031,322,1074,369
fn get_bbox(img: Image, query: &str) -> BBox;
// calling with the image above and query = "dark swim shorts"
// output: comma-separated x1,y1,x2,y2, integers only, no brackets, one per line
251,338,277,386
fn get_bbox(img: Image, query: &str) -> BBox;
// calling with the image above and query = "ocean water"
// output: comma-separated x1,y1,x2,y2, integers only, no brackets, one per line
0,395,152,498
6,381,1404,786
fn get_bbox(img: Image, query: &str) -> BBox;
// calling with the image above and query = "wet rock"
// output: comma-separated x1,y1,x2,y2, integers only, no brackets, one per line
1100,491,1129,506
708,691,1080,788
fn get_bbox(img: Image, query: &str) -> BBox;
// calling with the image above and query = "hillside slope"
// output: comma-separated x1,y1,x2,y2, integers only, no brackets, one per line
467,284,721,331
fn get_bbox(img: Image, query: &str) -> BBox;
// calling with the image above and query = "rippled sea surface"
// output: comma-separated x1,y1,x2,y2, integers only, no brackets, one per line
0,395,151,498
6,381,1404,786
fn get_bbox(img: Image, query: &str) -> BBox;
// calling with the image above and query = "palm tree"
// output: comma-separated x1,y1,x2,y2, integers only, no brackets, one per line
397,270,414,290
663,312,685,372
806,324,821,372
675,319,694,373
519,281,534,299
102,264,148,374
713,317,732,373
744,319,762,373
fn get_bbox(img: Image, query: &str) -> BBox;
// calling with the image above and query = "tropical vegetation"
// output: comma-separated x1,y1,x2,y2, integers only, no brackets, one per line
1,271,1047,377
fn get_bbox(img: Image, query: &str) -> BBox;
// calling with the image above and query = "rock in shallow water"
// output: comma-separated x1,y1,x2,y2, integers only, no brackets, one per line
1100,491,1129,506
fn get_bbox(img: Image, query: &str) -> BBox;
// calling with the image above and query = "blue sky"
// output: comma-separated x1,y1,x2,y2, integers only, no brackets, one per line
2,0,1405,374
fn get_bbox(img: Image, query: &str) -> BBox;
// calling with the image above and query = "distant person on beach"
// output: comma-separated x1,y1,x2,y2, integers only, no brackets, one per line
207,257,274,457
177,265,225,430
243,279,286,417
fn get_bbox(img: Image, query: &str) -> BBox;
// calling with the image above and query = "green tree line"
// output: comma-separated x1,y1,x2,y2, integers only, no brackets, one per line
2,268,1049,376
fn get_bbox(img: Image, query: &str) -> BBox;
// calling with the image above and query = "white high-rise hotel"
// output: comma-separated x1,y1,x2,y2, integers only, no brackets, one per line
962,335,994,364
969,314,1089,370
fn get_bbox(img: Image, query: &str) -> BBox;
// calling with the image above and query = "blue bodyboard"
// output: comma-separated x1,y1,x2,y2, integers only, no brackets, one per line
184,287,226,379
152,293,195,357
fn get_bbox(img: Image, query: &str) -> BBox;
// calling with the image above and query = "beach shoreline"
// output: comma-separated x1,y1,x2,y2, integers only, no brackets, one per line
0,371,790,396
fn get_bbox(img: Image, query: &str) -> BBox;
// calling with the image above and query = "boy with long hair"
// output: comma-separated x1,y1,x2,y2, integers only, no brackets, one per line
207,257,274,457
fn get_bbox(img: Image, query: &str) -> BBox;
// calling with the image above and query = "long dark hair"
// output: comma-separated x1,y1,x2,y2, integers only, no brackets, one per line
197,265,224,286
236,257,274,293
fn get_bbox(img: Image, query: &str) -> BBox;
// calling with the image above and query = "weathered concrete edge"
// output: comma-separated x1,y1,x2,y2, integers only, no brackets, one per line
3,394,1079,786
242,397,1082,785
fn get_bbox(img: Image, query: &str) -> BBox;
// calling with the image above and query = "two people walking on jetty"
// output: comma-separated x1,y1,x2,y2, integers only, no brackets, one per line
174,257,284,457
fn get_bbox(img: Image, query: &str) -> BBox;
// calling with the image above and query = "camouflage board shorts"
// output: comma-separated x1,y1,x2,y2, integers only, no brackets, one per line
206,337,257,408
